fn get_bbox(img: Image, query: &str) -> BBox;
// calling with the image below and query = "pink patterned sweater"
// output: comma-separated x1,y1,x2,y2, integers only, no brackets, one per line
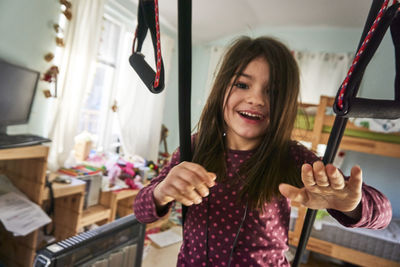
134,142,392,266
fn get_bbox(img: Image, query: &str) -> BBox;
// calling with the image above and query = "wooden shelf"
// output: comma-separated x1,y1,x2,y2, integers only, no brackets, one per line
0,145,49,160
113,189,139,201
42,176,86,201
79,204,111,229
99,189,139,222
0,145,49,267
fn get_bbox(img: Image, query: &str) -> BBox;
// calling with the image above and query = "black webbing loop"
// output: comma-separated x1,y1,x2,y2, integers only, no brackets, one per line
44,176,55,236
177,0,192,227
293,2,400,266
129,0,165,93
333,2,400,119
391,7,400,101
357,0,385,51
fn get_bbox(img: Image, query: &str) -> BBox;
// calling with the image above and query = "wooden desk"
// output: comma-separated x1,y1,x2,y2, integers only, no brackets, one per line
100,189,139,221
41,176,87,241
42,176,86,201
42,175,112,239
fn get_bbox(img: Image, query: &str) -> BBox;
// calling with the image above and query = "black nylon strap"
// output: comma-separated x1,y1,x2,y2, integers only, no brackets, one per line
129,0,165,93
178,0,192,227
44,177,55,236
357,0,384,51
134,1,148,53
391,9,400,100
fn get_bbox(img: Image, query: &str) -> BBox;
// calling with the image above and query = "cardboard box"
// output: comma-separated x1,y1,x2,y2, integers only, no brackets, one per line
74,140,92,161
78,173,102,209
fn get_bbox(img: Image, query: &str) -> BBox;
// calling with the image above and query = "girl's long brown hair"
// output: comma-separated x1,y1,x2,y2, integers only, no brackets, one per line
192,36,302,211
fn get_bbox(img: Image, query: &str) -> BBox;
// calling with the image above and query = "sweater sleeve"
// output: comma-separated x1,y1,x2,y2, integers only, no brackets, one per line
328,183,392,229
133,149,181,223
290,141,392,229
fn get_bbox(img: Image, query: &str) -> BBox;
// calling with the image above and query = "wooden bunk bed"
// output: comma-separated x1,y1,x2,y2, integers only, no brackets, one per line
289,95,400,267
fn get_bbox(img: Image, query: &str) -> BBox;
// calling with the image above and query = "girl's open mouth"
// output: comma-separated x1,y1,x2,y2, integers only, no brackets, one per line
238,111,264,121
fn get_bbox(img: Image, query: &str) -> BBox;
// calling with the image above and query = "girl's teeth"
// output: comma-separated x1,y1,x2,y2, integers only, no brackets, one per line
240,112,261,119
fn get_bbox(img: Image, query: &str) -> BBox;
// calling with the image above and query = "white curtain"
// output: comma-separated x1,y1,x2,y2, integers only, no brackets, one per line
205,46,225,101
204,47,353,105
48,0,105,170
294,51,353,104
115,33,175,162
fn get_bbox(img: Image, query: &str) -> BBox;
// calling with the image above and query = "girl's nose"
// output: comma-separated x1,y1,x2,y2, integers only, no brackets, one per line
246,88,266,106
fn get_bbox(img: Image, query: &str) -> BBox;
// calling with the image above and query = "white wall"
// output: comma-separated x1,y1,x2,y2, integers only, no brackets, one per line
0,0,60,136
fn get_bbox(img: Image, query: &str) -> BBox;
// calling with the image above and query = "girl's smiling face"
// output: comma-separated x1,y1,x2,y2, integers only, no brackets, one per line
223,57,271,150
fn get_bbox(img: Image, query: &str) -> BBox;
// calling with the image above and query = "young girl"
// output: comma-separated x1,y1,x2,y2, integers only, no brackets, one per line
134,36,392,266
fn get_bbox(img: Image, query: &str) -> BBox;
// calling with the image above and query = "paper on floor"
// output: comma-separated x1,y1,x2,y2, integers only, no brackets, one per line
147,228,182,248
0,192,51,236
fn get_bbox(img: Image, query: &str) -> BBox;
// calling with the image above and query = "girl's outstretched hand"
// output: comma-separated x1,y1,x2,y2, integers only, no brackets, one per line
153,161,216,209
279,161,363,219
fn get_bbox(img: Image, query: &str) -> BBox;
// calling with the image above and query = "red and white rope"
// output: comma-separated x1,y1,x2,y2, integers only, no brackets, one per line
154,0,162,89
131,0,162,89
336,0,392,110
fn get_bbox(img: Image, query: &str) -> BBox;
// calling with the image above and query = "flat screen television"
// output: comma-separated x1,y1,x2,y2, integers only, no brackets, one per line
0,60,40,135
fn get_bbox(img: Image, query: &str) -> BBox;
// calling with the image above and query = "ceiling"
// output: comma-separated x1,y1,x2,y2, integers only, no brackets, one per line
131,0,373,44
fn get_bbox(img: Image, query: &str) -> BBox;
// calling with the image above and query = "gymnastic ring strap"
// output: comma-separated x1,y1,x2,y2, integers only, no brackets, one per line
334,2,400,119
129,0,165,93
293,2,399,267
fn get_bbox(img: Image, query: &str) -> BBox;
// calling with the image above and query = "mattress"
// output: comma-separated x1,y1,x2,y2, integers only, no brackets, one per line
290,210,400,262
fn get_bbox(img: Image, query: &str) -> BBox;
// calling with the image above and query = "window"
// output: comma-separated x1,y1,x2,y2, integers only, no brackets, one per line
78,17,124,151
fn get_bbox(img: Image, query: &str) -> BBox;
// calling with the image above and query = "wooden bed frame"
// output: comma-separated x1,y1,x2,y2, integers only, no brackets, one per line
292,95,400,158
289,95,400,267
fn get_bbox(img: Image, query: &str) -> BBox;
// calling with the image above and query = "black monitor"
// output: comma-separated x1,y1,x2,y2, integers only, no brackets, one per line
0,60,40,135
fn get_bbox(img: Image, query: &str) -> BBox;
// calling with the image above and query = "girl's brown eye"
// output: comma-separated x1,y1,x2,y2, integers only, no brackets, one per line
235,82,248,89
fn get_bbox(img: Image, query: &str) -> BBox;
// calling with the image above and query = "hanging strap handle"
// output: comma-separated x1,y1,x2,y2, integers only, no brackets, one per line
334,1,400,119
129,0,165,94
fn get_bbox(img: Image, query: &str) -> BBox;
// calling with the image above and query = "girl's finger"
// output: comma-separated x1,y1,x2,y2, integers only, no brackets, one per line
182,162,216,187
171,179,204,205
313,161,330,187
301,164,316,187
177,168,212,198
326,164,345,190
347,165,363,192
175,194,195,206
